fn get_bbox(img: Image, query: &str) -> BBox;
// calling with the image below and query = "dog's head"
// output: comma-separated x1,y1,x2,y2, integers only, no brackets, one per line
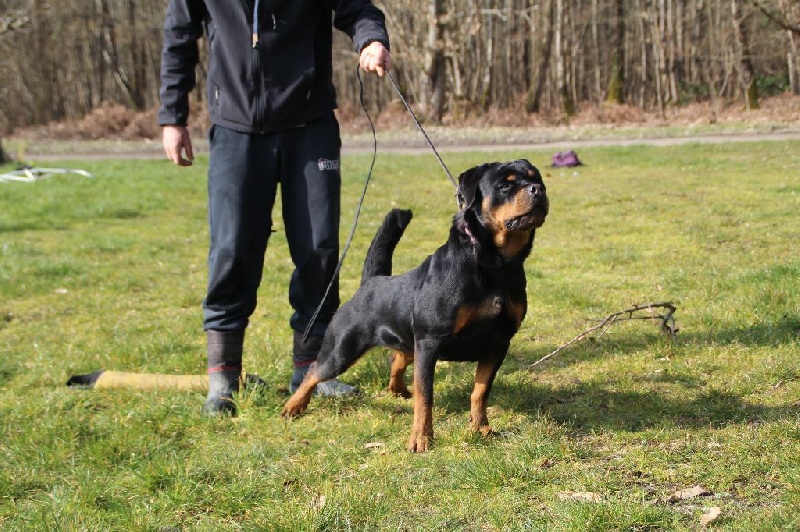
457,159,549,259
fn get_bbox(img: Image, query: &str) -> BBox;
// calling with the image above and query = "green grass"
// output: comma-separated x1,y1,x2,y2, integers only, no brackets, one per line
1,141,799,530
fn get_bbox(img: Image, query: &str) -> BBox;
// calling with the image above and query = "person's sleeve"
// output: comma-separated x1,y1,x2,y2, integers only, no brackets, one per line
158,0,204,127
332,0,390,54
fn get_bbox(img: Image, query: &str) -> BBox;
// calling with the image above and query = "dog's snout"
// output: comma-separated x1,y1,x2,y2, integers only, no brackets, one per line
528,183,545,197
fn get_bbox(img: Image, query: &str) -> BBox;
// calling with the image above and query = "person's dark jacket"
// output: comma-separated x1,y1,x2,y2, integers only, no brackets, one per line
158,0,390,134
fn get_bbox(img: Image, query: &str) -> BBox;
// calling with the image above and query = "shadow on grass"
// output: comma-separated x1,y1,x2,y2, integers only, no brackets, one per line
436,376,798,434
513,313,800,376
348,312,800,435
431,313,800,434
418,313,799,434
689,314,800,347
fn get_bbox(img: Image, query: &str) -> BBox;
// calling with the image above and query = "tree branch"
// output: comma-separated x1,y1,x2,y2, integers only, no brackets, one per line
750,0,800,34
527,302,678,370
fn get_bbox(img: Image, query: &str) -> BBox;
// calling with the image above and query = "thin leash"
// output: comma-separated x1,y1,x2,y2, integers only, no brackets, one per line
302,66,377,342
385,70,463,209
302,67,459,342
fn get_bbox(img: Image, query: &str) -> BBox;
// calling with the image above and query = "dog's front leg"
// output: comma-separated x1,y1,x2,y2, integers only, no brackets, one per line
408,345,436,452
388,350,413,398
469,354,504,436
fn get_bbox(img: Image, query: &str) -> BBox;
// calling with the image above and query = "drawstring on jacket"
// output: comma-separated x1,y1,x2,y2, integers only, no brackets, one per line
252,0,261,47
252,1,277,48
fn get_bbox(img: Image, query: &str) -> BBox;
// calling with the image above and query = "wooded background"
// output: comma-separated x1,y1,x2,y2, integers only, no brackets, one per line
1,0,799,136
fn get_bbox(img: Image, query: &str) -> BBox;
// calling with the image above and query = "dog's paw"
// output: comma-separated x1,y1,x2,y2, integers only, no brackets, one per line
478,426,495,437
407,430,433,453
388,384,412,399
469,413,488,428
281,397,310,418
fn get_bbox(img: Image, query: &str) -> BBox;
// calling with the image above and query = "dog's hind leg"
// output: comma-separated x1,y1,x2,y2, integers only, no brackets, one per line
469,354,505,436
388,350,413,398
282,328,370,417
282,363,321,417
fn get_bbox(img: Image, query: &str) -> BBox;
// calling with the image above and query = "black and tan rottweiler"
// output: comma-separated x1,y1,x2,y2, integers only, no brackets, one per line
283,159,549,452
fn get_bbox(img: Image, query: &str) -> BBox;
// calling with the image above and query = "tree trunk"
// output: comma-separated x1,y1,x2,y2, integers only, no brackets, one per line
731,0,759,109
637,0,648,107
481,6,495,109
422,0,447,122
555,0,575,116
98,0,137,108
0,139,8,164
128,1,147,110
591,0,602,102
606,0,626,104
779,0,800,94
527,0,555,113
652,1,666,114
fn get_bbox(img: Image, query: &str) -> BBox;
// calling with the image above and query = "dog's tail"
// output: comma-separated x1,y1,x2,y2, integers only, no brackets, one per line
361,209,412,285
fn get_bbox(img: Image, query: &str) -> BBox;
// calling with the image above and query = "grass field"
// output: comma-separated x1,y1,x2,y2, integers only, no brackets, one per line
1,141,799,530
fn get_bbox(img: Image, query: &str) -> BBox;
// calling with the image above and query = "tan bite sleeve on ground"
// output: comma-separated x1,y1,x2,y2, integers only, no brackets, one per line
94,371,210,392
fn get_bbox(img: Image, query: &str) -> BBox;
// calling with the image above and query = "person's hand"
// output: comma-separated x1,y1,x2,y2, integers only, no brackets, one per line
162,125,194,166
359,41,390,77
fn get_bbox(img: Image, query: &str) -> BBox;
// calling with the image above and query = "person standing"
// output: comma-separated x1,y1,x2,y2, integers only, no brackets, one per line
158,1,391,415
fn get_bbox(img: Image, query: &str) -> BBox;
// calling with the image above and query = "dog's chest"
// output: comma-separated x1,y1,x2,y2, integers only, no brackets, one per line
453,292,525,335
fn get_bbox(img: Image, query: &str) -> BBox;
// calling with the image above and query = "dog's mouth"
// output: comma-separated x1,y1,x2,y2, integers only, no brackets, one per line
504,205,548,230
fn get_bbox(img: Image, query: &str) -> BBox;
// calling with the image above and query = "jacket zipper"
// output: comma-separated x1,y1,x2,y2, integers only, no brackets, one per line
253,46,265,132
241,0,265,132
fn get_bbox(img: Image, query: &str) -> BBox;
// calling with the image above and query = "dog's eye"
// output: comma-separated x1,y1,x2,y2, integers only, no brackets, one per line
498,180,514,191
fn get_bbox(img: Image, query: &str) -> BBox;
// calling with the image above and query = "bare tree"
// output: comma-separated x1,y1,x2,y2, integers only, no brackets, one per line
606,0,626,103
752,0,800,93
732,0,760,108
554,0,575,115
422,0,448,121
1,0,798,134
527,0,556,112
1,5,31,162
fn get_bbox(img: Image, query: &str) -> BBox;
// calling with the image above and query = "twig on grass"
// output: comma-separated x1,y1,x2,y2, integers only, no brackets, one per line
527,301,678,370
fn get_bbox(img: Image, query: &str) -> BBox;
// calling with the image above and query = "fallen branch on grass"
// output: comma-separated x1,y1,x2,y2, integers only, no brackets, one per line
527,301,678,370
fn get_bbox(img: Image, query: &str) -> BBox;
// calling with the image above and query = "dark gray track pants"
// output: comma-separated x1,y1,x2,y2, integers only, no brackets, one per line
203,115,341,336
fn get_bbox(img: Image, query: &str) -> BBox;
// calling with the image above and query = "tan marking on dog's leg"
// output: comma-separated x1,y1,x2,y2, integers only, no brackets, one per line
470,359,497,437
282,365,321,418
388,350,413,398
407,368,433,453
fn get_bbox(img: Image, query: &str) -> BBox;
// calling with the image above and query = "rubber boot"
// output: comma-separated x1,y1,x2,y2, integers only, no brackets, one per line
202,329,244,416
290,331,358,396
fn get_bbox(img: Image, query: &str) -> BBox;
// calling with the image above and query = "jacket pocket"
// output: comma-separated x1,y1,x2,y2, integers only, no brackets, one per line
263,37,316,121
211,79,254,128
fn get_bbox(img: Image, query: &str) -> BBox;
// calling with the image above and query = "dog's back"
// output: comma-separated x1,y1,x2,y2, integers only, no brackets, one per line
360,209,413,285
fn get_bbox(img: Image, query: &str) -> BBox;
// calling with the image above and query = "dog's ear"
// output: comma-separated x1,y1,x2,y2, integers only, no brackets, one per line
457,163,495,210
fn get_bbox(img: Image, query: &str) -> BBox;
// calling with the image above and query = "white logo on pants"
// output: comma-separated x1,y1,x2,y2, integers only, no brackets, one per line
317,158,340,171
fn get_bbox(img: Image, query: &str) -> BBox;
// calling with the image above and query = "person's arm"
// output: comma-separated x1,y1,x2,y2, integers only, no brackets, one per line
333,0,391,76
158,0,204,166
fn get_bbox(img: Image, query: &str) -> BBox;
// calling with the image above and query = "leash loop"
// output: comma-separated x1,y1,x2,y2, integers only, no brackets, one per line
302,66,378,342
